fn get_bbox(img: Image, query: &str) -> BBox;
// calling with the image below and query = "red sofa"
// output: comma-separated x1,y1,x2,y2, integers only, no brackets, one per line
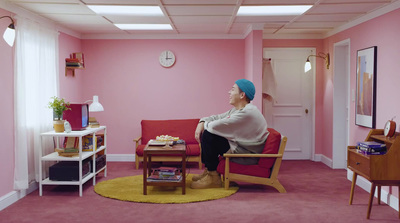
133,119,202,169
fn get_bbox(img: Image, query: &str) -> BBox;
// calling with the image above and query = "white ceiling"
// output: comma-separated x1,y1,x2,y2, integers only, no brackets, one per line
2,0,400,39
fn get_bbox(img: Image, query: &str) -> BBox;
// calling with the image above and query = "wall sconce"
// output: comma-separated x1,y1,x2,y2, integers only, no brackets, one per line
0,16,15,47
304,52,330,72
85,95,104,128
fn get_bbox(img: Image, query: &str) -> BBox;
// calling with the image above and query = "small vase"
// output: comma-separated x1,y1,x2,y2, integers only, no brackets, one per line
53,120,65,132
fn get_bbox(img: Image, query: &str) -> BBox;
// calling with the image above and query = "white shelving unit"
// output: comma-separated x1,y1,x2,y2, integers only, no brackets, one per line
39,126,107,196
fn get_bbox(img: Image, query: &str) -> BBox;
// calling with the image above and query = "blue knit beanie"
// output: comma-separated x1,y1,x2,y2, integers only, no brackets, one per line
235,79,255,101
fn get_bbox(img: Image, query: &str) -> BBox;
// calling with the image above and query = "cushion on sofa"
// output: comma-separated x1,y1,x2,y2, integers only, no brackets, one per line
216,128,281,178
141,119,200,145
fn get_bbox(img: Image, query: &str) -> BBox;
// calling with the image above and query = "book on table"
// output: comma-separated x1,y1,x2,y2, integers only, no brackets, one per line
147,167,182,182
147,174,182,182
356,141,387,154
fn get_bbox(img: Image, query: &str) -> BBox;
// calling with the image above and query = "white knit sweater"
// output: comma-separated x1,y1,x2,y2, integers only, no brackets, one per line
200,103,269,165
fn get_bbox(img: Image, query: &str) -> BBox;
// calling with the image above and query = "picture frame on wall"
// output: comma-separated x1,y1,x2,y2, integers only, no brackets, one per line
355,46,377,128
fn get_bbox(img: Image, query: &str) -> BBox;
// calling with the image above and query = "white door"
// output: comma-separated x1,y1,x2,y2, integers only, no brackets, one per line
263,48,315,160
333,40,350,169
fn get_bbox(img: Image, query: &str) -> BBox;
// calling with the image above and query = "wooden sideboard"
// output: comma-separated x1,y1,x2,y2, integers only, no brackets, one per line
348,129,400,219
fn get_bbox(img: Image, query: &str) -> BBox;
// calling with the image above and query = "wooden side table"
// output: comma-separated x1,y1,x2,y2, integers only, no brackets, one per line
347,129,400,219
143,143,186,195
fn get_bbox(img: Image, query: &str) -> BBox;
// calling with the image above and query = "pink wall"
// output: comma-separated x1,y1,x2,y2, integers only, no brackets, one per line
79,39,245,155
0,8,15,198
324,8,400,198
59,33,83,102
262,39,325,155
325,8,400,146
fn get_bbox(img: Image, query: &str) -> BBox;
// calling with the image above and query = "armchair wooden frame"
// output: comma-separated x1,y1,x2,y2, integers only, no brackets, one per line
133,136,202,170
222,136,287,193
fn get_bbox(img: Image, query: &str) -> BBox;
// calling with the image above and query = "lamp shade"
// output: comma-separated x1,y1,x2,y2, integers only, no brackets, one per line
89,95,104,112
3,25,15,47
304,61,311,73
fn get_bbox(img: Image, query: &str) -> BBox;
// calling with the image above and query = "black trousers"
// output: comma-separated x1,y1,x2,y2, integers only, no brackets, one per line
201,130,230,171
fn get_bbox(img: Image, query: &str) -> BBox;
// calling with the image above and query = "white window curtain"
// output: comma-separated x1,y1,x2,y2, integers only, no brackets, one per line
14,16,59,190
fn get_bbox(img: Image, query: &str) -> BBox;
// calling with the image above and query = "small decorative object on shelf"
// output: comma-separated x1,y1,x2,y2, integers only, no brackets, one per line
48,96,70,132
384,118,396,137
64,120,72,133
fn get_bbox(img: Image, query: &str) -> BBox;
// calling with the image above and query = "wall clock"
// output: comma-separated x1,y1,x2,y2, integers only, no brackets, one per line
384,120,396,137
159,50,176,68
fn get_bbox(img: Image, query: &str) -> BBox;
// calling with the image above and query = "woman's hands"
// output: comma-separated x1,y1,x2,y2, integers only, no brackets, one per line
195,122,205,143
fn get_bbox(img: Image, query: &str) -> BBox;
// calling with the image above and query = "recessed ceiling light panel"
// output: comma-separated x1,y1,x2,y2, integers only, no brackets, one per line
115,24,173,30
237,5,312,16
88,5,164,16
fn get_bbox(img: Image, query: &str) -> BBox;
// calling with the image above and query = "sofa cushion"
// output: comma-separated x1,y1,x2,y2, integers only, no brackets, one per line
136,143,201,156
141,119,200,145
216,128,281,178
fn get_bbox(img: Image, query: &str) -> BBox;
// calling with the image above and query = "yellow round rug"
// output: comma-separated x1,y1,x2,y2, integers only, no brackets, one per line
94,174,238,204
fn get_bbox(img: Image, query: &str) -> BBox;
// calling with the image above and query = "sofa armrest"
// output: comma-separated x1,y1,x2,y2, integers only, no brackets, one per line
133,136,142,149
223,153,282,158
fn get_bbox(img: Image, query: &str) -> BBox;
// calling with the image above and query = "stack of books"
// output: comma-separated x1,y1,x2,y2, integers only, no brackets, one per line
147,167,182,182
55,147,79,157
357,141,387,155
65,58,83,68
89,117,100,128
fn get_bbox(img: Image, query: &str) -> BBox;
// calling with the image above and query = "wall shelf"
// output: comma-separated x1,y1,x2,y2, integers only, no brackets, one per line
65,66,84,77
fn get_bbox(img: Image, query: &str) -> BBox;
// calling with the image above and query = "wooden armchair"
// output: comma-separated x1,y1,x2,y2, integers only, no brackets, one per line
216,128,287,193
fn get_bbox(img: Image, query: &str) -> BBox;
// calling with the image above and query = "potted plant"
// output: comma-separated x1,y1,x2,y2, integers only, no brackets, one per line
48,96,70,132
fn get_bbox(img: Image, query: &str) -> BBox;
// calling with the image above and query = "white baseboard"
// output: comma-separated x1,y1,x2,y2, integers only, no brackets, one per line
106,154,135,162
0,181,38,211
347,169,399,212
314,154,333,168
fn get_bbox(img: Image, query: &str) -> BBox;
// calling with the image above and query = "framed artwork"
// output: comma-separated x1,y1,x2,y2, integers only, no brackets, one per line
355,46,377,128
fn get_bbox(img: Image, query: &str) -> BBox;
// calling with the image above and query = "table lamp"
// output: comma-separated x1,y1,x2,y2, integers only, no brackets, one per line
87,95,104,128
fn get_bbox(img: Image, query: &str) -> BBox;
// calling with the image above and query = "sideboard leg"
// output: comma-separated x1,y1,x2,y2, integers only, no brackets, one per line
367,182,376,219
377,185,381,205
349,172,357,205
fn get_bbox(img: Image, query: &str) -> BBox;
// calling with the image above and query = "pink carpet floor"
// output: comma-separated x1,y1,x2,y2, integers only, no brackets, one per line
0,160,399,223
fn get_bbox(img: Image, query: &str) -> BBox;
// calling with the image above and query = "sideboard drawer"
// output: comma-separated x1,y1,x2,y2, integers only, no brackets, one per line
348,149,370,177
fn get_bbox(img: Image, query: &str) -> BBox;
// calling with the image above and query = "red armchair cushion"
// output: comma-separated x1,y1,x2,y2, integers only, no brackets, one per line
217,161,271,178
216,128,281,178
257,128,282,169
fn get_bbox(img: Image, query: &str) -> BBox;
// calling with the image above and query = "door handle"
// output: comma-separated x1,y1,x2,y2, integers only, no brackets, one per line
305,109,309,114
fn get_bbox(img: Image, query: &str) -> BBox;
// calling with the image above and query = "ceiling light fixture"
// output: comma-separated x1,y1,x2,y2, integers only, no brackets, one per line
87,5,164,16
0,16,15,47
304,52,330,72
237,5,312,16
115,24,172,30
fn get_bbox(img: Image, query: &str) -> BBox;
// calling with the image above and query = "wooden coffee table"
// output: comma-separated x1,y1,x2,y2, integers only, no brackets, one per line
143,143,186,195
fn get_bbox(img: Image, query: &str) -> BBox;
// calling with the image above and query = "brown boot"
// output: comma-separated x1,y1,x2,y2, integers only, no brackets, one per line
190,171,222,189
192,169,208,181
